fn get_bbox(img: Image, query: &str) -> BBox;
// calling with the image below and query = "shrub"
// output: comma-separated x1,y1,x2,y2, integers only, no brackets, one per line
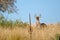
55,34,60,40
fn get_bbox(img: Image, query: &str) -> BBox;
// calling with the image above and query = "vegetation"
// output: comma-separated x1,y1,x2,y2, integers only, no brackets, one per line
0,27,30,40
0,13,28,28
0,23,60,40
0,0,17,13
55,34,60,40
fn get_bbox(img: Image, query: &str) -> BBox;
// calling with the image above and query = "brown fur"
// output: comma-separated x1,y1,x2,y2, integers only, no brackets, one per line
40,23,47,29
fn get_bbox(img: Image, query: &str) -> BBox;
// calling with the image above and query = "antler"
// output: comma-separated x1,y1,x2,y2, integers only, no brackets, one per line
39,14,41,18
34,13,36,18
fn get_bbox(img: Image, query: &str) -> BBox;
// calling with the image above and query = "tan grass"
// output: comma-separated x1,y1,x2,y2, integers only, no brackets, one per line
0,24,60,40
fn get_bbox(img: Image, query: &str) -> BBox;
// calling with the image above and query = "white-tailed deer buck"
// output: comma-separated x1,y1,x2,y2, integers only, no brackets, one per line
35,14,47,29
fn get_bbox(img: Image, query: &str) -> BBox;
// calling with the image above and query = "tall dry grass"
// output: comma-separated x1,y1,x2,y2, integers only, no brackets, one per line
0,27,30,40
0,23,60,40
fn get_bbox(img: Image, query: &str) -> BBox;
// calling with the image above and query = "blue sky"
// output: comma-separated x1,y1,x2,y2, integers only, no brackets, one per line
4,0,60,24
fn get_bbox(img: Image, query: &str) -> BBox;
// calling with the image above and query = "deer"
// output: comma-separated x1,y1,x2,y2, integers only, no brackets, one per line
35,14,47,30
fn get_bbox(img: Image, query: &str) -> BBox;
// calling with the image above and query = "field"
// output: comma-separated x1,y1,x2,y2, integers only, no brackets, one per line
0,23,60,40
